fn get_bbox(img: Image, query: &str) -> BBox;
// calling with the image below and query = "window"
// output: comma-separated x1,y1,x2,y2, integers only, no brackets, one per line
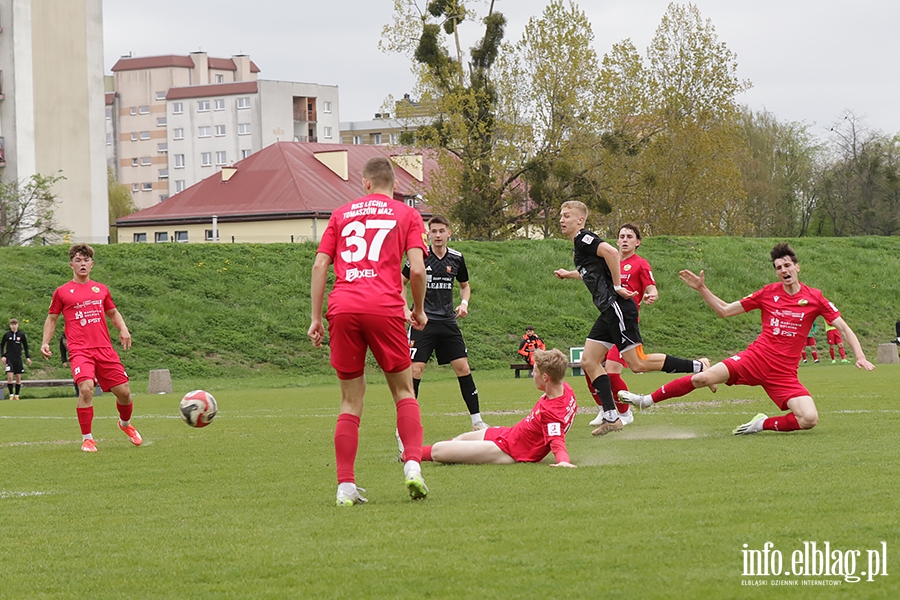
215,74,224,84
131,158,139,167
236,97,251,109
241,149,252,159
175,231,189,243
140,131,151,140
198,126,211,138
323,101,332,114
155,232,168,243
214,99,225,111
216,151,227,165
238,123,251,135
105,107,112,120
173,128,184,140
106,133,112,146
201,152,212,166
157,117,167,127
215,124,226,137
390,133,399,145
156,91,167,101
132,183,140,192
324,127,334,140
159,168,169,179
133,233,147,243
159,194,169,202
352,135,362,145
131,132,138,141
158,142,168,153
141,156,152,166
174,154,185,168
172,102,183,114
372,132,381,144
198,100,210,112
175,180,186,193
142,182,153,191
130,107,137,116
139,105,150,115
205,229,215,241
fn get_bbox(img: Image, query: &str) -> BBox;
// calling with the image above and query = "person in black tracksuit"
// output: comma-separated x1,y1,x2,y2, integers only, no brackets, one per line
2,319,32,400
402,215,488,431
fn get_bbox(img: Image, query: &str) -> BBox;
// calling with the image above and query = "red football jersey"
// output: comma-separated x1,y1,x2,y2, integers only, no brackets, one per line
739,282,841,370
317,193,427,318
501,382,577,463
48,281,117,352
620,254,655,309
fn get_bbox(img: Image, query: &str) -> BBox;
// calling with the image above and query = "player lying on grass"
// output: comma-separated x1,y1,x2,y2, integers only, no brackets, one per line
418,349,577,467
619,242,875,435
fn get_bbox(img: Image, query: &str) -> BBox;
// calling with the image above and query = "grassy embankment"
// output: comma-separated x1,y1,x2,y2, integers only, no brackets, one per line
1,236,897,393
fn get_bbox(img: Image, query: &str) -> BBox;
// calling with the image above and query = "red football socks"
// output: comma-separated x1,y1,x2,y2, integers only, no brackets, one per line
421,445,433,461
763,413,801,432
76,406,94,436
651,374,696,403
334,413,360,484
608,373,630,414
395,398,423,463
116,401,133,423
583,373,602,407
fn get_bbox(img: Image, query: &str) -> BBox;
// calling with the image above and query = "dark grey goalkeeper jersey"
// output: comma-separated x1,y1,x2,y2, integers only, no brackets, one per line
573,229,617,312
403,246,469,322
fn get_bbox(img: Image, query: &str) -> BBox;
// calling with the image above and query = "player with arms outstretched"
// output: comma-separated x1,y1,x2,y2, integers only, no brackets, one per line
620,243,874,434
39,244,142,452
309,156,430,506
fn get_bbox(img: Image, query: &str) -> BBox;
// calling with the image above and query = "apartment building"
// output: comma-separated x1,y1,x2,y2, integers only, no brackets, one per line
166,79,339,196
0,0,109,244
110,52,339,209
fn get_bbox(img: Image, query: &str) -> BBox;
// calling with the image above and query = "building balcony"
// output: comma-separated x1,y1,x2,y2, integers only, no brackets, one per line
294,135,318,143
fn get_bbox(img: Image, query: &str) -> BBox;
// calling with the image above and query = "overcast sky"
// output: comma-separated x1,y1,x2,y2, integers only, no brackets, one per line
103,0,900,138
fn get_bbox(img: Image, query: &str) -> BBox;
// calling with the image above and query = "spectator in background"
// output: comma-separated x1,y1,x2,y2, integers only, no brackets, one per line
2,318,32,400
517,326,546,368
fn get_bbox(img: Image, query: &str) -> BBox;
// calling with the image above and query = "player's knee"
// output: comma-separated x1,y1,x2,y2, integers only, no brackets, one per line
797,410,818,429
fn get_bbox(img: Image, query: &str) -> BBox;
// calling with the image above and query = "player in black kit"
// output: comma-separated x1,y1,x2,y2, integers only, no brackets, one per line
555,201,713,436
402,216,488,430
2,318,32,400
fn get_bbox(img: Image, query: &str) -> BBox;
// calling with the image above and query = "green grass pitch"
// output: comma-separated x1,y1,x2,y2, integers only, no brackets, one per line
1,364,898,598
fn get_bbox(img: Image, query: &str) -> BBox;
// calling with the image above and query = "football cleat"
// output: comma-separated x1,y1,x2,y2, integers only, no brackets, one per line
617,390,654,409
336,487,368,506
831,360,836,364
405,473,429,500
840,359,850,364
118,421,143,446
81,439,98,452
588,410,606,427
472,420,490,431
733,413,767,436
591,418,623,436
618,407,635,426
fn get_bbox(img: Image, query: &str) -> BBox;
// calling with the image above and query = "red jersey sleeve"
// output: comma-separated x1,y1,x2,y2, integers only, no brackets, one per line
316,213,339,258
739,287,765,313
816,290,841,323
102,287,116,312
635,256,656,293
48,288,63,315
404,209,428,256
548,436,570,464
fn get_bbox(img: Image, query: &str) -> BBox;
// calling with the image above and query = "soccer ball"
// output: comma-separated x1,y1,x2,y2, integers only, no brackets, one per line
179,390,218,428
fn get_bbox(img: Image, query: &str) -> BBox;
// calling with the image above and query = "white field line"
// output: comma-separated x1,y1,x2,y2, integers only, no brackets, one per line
0,490,50,499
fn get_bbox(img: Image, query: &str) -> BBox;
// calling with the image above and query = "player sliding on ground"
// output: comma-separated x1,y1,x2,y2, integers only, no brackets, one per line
419,349,576,467
555,201,715,437
619,242,875,435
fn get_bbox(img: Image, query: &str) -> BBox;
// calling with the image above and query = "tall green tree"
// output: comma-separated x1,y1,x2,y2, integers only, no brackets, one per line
0,172,68,246
108,168,137,243
736,108,822,237
597,3,752,235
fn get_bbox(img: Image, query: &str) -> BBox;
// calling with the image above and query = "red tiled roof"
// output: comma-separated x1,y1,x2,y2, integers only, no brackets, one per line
209,57,261,73
111,54,260,73
115,143,436,227
111,55,195,71
166,81,258,100
105,92,117,105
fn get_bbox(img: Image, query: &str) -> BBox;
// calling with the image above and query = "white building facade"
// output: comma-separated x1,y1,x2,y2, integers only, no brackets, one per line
0,0,109,244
